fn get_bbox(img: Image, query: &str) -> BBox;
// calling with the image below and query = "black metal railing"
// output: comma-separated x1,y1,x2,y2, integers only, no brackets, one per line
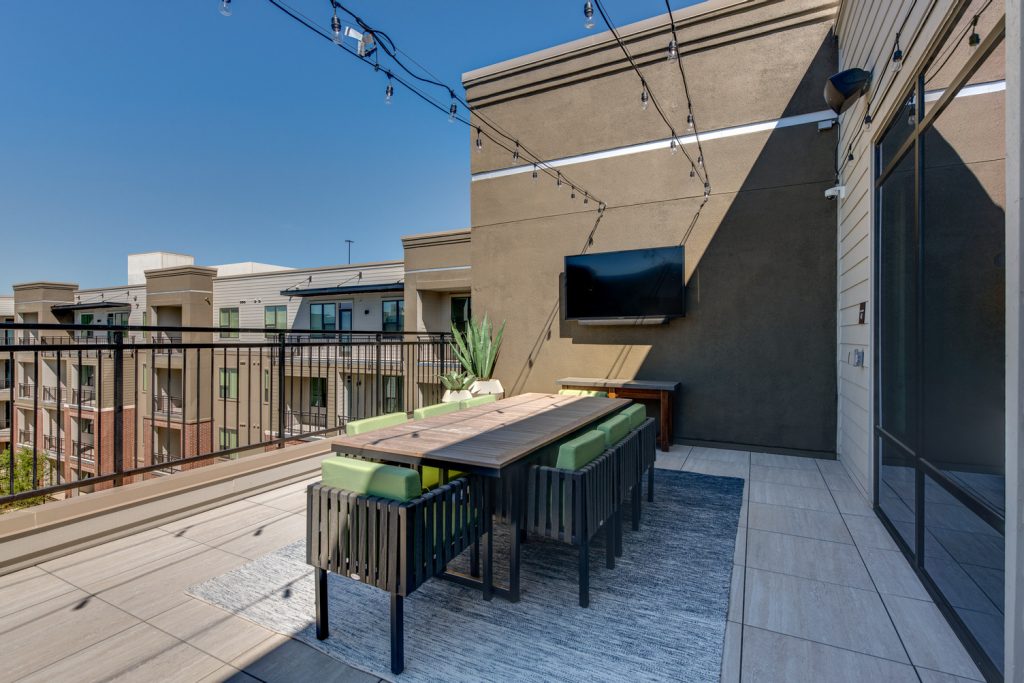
1,322,455,506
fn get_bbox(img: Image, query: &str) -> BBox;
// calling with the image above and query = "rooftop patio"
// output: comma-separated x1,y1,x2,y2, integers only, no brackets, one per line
0,446,983,682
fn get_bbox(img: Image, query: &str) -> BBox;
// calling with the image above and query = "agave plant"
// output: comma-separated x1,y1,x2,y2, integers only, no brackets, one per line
450,314,506,381
439,370,474,392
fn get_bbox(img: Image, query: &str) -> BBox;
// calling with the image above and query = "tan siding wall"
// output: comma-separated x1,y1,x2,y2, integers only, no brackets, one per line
835,0,963,493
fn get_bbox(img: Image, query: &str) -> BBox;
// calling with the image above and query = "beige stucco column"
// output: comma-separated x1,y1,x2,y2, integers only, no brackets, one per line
1006,0,1022,678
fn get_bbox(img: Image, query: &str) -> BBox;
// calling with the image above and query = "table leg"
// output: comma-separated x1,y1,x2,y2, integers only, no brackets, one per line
658,391,672,452
483,479,494,601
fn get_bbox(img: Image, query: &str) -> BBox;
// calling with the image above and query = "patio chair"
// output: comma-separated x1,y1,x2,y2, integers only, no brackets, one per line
621,404,657,502
524,430,619,607
460,394,498,409
412,402,461,420
308,457,485,675
557,389,609,397
412,402,466,490
345,411,408,435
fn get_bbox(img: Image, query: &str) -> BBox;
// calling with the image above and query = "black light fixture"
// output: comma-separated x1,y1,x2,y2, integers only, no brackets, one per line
968,15,981,48
824,68,873,114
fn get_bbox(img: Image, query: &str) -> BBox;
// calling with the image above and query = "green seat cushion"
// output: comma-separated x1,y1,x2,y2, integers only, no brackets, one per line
321,456,421,501
421,466,467,491
621,404,647,430
413,402,461,420
460,394,498,409
557,388,608,397
345,412,408,435
554,430,607,470
595,414,631,448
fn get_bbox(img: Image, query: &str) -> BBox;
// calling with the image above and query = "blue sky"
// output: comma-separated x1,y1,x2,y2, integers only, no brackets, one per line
0,1,701,291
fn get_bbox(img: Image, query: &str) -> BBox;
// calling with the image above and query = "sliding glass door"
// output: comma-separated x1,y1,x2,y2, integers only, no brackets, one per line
874,6,1006,678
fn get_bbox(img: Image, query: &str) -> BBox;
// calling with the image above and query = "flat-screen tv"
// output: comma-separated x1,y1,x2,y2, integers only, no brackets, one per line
564,246,685,321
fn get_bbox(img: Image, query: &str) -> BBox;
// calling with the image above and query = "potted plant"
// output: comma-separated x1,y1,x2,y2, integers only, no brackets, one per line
450,314,506,397
439,370,475,403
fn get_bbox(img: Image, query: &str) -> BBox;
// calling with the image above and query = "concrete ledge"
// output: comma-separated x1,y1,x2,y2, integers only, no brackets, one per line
0,440,335,576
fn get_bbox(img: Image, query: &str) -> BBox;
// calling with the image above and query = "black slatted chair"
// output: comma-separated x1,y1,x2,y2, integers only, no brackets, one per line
524,430,619,607
307,457,485,674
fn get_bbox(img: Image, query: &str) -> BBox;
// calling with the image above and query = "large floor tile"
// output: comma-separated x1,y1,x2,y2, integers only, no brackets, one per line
882,594,984,680
687,447,749,464
246,477,319,513
748,481,838,513
831,489,874,516
747,502,852,544
733,525,747,565
749,464,825,489
147,598,278,663
844,513,900,551
20,622,223,683
750,452,821,471
197,665,262,683
213,511,306,559
0,566,79,619
682,456,748,479
860,548,929,600
728,564,744,623
161,500,285,545
740,626,918,682
232,634,379,682
745,529,873,590
94,545,248,621
0,588,140,681
915,669,983,683
720,621,741,683
653,450,686,471
744,568,908,662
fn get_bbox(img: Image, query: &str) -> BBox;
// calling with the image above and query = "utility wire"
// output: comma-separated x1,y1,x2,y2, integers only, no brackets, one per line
663,0,710,189
591,0,707,187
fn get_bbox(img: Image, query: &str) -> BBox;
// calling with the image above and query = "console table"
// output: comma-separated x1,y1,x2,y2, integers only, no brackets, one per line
556,377,679,452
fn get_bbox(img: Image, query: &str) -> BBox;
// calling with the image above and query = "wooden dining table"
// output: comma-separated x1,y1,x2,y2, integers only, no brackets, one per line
329,392,630,602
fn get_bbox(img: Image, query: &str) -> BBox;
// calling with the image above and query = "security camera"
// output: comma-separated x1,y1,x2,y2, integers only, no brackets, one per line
825,185,846,201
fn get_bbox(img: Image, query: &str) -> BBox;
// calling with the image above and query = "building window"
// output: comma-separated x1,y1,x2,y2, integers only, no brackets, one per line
310,303,336,338
219,368,238,400
382,300,404,334
219,308,239,339
142,364,147,392
79,365,95,388
264,305,287,338
142,311,149,340
310,377,327,408
383,376,403,414
219,428,238,450
263,369,270,403
451,296,471,334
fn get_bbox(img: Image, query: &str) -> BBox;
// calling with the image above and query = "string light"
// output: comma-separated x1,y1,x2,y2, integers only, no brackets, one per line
891,33,904,72
384,76,394,104
532,164,538,180
584,193,589,205
689,167,696,178
667,39,678,61
670,139,678,155
583,1,595,29
697,154,704,167
863,113,873,130
475,127,483,152
703,182,711,199
907,100,916,126
571,187,577,200
557,172,563,188
448,96,457,123
331,5,342,45
219,0,231,16
513,141,520,161
686,112,694,132
967,15,981,48
640,83,650,111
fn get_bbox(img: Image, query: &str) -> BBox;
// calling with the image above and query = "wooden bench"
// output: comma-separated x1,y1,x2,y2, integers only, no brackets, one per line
556,378,679,452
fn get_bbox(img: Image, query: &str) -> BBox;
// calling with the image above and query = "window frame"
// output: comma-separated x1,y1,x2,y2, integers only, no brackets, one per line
219,307,239,339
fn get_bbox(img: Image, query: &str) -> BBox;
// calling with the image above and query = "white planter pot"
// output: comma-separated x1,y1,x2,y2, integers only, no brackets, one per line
470,379,504,398
442,389,473,403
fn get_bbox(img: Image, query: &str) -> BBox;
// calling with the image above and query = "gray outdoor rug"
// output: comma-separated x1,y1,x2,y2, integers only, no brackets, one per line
188,470,744,682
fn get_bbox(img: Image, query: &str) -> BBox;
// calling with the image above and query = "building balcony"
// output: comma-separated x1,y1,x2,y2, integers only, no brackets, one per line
154,394,183,416
17,428,34,446
0,445,989,682
42,434,63,454
68,386,97,406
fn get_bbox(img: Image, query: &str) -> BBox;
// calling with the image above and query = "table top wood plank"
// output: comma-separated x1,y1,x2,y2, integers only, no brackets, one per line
556,377,680,392
329,392,629,475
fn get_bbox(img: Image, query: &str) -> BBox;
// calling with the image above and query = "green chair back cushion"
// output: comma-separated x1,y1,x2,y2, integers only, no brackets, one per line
554,430,607,470
421,466,468,491
557,389,608,397
460,394,498,409
321,456,421,502
596,414,631,448
345,412,408,435
413,402,461,420
621,403,647,430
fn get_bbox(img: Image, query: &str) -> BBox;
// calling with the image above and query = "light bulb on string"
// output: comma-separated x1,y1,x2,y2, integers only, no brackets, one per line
891,34,904,73
689,167,696,178
571,187,576,200
864,114,873,131
583,1,595,29
670,139,678,155
476,128,483,152
218,0,231,17
967,16,981,48
384,80,394,105
513,142,520,161
532,165,538,180
584,193,589,205
686,113,694,132
331,14,342,45
640,85,650,111
667,39,678,61
448,98,457,123
557,173,563,188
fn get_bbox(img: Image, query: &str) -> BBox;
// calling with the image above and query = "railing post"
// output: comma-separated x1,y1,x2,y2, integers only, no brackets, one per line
277,332,286,448
113,329,124,487
376,333,383,415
